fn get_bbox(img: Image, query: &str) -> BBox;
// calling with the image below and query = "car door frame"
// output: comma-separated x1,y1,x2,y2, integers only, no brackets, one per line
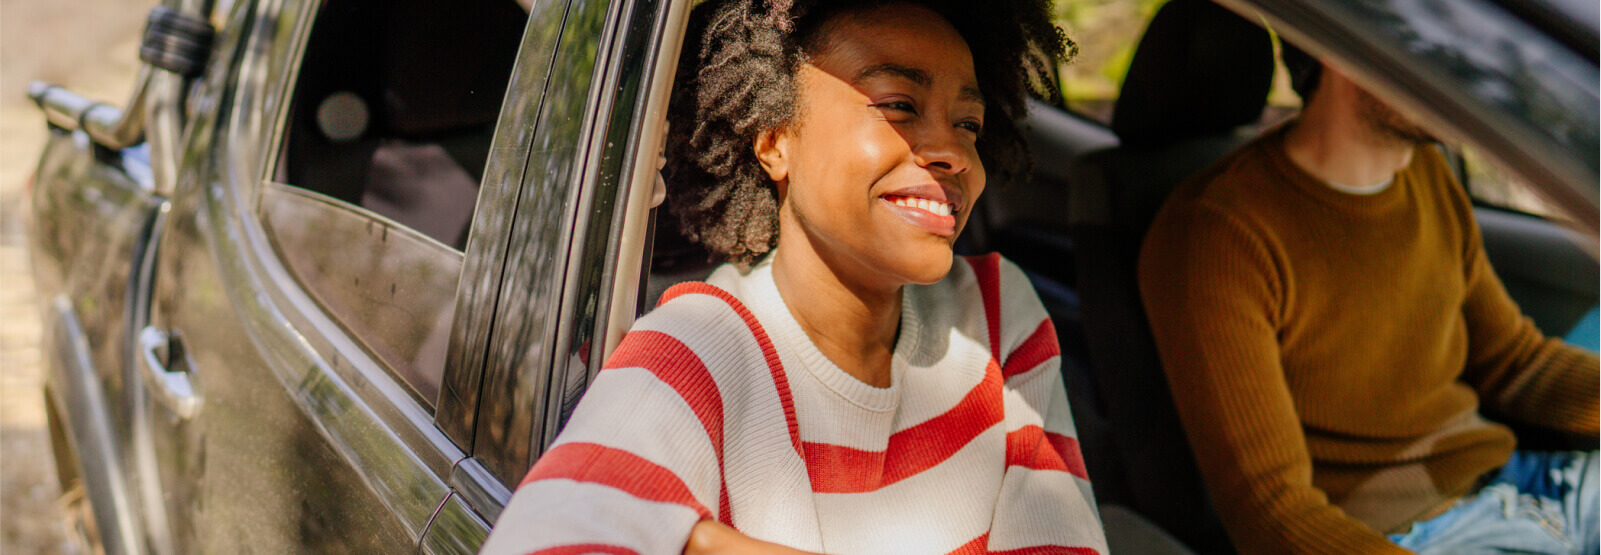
442,0,692,525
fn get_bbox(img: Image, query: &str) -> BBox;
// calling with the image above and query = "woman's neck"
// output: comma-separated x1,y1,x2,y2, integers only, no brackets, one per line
770,237,902,388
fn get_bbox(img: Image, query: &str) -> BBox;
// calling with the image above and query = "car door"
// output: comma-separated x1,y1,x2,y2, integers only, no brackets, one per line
126,0,554,551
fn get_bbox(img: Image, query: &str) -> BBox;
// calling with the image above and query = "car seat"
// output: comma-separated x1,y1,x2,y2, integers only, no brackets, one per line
1063,0,1275,551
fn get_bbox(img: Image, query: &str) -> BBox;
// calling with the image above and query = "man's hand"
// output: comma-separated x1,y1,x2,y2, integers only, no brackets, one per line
684,521,820,555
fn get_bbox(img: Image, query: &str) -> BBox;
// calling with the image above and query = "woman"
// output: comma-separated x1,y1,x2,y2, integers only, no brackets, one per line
483,0,1104,553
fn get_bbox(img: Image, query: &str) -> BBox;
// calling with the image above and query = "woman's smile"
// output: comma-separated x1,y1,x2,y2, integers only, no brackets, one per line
879,182,965,237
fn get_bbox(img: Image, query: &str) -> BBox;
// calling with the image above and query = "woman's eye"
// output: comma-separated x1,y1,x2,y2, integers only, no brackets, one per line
957,120,984,135
873,101,917,114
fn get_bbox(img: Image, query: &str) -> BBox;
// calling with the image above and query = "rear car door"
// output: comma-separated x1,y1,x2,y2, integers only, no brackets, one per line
126,0,556,551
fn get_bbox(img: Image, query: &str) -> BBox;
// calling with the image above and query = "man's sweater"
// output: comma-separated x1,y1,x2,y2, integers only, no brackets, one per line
1138,125,1600,554
482,253,1109,555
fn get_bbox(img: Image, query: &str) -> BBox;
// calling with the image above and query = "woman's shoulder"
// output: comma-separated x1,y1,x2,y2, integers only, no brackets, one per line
634,279,758,344
914,253,1053,359
934,253,1043,311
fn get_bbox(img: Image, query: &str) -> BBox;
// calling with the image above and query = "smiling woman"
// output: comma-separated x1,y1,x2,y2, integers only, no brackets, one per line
480,0,1103,553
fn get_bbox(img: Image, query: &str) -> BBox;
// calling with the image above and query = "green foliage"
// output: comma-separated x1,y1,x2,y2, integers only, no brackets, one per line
1053,0,1167,121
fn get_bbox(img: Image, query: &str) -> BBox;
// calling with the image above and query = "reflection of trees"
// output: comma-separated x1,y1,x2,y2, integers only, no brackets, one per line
1343,0,1596,165
476,0,615,485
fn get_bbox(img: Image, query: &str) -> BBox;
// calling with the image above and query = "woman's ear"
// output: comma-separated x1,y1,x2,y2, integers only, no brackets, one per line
754,128,790,183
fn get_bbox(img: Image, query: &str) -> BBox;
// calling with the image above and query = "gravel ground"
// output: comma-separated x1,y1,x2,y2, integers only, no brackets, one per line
2,0,145,552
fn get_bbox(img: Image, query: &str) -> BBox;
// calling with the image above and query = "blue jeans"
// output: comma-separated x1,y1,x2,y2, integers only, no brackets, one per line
1391,451,1599,554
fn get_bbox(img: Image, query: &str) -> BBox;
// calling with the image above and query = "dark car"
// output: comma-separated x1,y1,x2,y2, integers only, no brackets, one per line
26,0,1596,552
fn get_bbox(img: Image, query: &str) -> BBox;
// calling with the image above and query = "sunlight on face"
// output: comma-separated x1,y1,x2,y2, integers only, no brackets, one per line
765,3,985,289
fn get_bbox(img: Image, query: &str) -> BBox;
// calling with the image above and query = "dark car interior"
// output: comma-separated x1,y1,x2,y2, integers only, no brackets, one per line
643,0,1598,551
279,0,525,250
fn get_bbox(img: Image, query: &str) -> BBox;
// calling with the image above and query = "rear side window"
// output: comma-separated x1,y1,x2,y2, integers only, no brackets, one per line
261,0,526,407
1459,146,1565,220
1056,0,1300,126
279,0,524,250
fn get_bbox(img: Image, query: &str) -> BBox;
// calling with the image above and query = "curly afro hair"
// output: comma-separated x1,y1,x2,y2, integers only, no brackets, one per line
665,0,1073,265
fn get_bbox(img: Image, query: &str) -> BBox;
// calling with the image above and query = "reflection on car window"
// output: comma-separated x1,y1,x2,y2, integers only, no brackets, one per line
260,0,528,408
1460,146,1564,220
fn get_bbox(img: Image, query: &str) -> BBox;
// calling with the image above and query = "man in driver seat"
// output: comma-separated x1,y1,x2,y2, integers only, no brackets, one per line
1138,46,1598,554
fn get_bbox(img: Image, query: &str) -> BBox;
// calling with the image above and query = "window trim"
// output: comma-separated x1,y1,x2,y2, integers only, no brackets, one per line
468,0,693,487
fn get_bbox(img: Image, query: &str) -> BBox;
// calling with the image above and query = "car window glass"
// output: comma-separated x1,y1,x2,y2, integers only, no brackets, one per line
1460,146,1565,220
1057,0,1301,126
260,0,527,408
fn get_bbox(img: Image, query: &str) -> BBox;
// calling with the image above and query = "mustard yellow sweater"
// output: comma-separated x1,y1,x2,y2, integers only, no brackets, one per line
1138,126,1599,554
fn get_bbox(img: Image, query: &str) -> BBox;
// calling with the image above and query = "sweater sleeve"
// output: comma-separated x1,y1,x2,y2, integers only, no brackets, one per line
1138,203,1409,554
480,316,726,555
1454,198,1599,435
984,257,1111,554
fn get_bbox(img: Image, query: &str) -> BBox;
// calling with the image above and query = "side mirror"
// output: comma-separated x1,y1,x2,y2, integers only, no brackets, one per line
28,3,214,194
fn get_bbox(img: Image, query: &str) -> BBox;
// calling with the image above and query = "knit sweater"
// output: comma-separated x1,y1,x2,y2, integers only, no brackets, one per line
1138,125,1600,554
481,253,1108,555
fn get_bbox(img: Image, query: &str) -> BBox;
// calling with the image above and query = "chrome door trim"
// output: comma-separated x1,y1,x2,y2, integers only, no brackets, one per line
471,0,634,484
173,0,459,541
448,456,512,524
418,493,492,554
436,0,575,452
126,200,179,555
584,0,690,382
1221,0,1599,232
46,296,146,555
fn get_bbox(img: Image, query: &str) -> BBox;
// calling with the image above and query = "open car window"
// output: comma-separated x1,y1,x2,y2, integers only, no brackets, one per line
258,0,526,409
1057,0,1302,128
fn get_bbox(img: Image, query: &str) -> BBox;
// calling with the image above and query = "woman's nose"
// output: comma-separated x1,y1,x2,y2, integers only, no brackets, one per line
912,125,973,176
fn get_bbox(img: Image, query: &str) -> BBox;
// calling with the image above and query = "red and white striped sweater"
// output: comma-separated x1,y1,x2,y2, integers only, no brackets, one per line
481,253,1107,555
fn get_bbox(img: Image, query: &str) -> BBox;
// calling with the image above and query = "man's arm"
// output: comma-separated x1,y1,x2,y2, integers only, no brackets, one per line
1139,202,1408,554
1455,205,1599,435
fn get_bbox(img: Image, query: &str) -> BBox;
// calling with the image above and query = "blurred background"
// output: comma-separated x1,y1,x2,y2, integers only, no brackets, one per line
2,0,145,551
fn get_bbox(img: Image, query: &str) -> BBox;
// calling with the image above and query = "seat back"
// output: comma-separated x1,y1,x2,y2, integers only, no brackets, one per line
1064,1,1275,551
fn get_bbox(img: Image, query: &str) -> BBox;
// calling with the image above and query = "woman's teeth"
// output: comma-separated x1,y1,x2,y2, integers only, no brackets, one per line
890,196,953,216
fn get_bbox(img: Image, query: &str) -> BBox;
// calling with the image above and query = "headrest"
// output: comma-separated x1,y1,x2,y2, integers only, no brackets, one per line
1109,0,1274,147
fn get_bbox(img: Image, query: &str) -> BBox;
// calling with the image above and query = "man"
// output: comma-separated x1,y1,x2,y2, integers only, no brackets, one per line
1138,47,1599,554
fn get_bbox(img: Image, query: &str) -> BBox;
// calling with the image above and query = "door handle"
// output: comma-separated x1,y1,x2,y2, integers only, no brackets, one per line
137,326,201,419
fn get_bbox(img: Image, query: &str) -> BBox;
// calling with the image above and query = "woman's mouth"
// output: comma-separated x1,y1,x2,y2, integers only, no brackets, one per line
881,194,957,237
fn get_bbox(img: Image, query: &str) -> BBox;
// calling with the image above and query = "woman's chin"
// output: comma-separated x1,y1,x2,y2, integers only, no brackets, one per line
892,247,956,286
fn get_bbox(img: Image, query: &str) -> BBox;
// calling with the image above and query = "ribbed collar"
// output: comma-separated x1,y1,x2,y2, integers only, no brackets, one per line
1265,122,1412,216
740,254,920,412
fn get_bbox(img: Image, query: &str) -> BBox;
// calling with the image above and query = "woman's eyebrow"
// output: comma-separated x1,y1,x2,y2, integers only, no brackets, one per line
852,63,985,106
854,63,931,87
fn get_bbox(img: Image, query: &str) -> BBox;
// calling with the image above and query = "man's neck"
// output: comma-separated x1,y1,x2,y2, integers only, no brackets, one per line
1283,111,1415,189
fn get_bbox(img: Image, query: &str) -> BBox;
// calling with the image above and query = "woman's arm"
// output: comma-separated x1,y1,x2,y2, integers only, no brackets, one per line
481,322,729,554
978,256,1110,553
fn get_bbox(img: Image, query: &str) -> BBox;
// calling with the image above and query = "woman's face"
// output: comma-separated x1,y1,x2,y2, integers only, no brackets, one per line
759,3,985,288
